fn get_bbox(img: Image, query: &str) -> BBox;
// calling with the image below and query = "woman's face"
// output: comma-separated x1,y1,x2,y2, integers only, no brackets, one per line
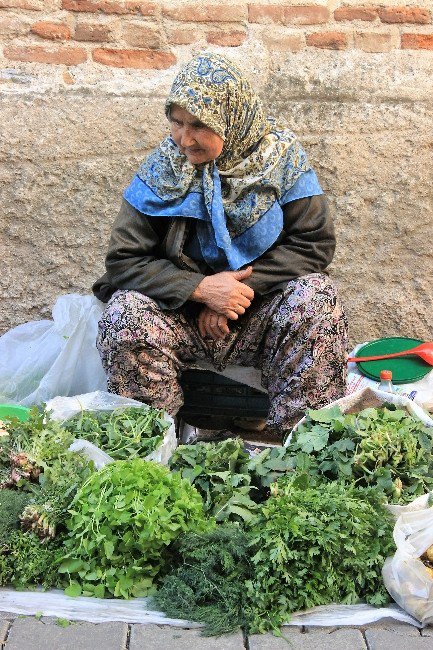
168,104,224,165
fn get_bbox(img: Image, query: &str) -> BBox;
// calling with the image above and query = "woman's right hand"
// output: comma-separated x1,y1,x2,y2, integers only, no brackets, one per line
190,266,254,320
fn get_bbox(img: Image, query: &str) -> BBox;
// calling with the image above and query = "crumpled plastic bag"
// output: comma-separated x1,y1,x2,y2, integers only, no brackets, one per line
46,390,177,466
383,495,433,626
0,294,107,406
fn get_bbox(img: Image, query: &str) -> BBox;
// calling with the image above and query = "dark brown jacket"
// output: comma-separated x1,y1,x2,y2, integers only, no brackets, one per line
93,194,335,309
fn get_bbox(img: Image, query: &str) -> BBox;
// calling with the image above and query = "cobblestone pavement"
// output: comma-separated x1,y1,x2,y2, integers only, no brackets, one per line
1,612,432,650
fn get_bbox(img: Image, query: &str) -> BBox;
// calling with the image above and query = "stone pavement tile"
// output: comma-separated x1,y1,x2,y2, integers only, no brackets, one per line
421,625,433,636
4,618,128,650
364,629,431,649
129,624,244,649
0,613,15,621
1,621,10,647
249,628,367,649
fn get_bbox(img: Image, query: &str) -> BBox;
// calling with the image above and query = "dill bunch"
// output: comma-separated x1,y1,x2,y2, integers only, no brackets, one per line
154,524,251,636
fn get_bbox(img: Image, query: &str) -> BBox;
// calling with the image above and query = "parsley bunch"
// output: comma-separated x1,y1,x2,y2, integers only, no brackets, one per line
0,530,64,590
245,474,395,633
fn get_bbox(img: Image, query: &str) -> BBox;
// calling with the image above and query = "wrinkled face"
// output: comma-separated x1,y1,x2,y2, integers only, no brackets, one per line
168,104,224,165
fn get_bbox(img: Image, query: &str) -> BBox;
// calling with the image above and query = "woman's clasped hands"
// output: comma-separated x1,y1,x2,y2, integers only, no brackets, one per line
192,266,254,341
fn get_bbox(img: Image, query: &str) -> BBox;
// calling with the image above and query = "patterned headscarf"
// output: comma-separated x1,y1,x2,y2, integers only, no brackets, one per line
124,53,321,271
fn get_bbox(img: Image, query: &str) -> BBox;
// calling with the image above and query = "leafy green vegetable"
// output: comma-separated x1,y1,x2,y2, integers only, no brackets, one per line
154,524,251,636
60,459,211,598
169,439,296,522
0,408,95,539
63,407,169,460
287,405,433,503
0,490,32,548
0,530,64,589
169,439,256,521
245,474,395,633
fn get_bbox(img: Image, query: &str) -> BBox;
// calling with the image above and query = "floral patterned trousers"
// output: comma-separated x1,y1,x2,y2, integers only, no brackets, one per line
96,273,348,434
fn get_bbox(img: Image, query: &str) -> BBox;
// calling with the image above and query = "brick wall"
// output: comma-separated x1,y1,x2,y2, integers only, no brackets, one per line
0,0,432,75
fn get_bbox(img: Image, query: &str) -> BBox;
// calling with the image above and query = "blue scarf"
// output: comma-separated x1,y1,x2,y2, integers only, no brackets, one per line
124,53,322,271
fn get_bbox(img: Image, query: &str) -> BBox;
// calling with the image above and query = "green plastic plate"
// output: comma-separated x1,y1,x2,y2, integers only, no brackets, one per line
354,337,430,384
0,404,31,422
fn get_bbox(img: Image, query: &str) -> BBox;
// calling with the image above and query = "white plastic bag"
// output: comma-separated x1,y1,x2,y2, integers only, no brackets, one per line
46,390,177,466
383,497,433,625
0,294,107,406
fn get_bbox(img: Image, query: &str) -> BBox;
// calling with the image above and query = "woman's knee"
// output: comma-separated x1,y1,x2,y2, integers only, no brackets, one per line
277,273,345,327
97,290,161,346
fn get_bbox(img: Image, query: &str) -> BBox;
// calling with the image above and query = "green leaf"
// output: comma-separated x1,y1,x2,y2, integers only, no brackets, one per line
64,582,82,598
104,540,115,559
308,406,343,423
58,559,85,574
295,429,329,453
93,584,106,599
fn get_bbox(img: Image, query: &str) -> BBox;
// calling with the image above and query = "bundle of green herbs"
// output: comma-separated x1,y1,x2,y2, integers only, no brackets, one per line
0,490,32,549
286,405,433,503
244,474,395,633
154,524,251,636
0,530,64,590
63,406,170,460
0,408,94,540
169,438,296,522
59,459,211,599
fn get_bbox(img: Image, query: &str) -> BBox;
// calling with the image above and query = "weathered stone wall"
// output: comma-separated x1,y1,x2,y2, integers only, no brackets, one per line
1,0,432,345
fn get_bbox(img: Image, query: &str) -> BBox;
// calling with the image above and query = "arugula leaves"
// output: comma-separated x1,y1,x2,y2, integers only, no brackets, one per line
63,406,169,460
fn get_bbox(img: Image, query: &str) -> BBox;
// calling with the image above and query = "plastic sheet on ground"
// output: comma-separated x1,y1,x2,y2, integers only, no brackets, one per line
0,589,420,628
283,603,420,627
0,588,200,627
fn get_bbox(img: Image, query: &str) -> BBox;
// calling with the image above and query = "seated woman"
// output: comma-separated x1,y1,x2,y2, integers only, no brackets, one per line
93,52,348,436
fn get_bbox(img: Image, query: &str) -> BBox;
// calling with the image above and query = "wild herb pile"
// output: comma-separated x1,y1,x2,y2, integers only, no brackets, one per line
63,407,169,460
154,524,250,635
0,404,172,591
286,406,433,503
59,459,209,598
169,438,296,522
244,474,395,633
1,402,430,636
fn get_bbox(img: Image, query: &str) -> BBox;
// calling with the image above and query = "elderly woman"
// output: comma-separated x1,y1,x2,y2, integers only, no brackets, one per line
93,53,348,436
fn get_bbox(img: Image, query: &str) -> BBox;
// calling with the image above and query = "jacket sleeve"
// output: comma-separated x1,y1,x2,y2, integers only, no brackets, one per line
242,194,336,296
92,199,205,308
